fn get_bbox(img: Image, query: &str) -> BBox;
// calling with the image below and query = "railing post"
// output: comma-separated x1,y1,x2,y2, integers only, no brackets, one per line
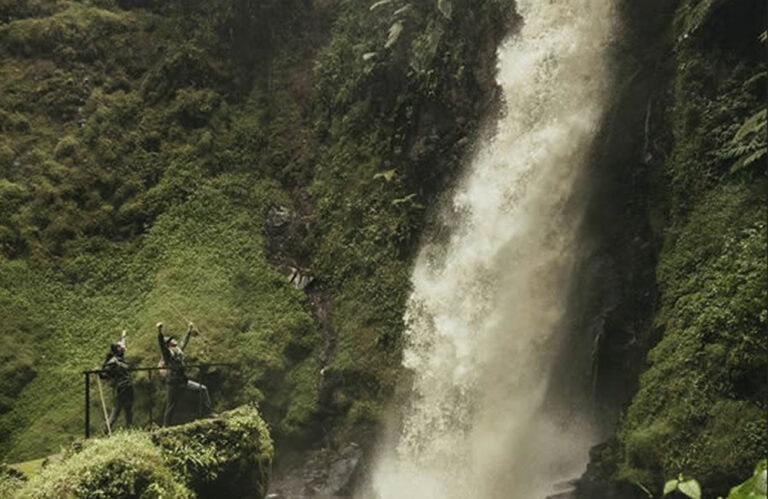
148,369,153,429
84,372,90,439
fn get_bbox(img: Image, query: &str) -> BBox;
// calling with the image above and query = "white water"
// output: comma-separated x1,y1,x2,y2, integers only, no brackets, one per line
370,0,615,497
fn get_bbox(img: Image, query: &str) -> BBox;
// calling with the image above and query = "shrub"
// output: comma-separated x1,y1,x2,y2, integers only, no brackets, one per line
53,136,78,160
153,405,274,499
0,142,15,168
11,406,273,499
15,432,192,499
0,463,26,499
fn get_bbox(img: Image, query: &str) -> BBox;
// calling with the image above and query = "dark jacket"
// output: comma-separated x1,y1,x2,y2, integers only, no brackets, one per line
101,354,132,390
158,330,192,385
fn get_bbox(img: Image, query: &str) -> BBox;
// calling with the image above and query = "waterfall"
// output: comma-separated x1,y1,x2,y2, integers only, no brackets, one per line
369,0,615,497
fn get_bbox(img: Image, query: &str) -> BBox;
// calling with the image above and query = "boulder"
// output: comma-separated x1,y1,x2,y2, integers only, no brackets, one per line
15,432,192,499
153,405,274,499
268,442,363,498
12,405,273,499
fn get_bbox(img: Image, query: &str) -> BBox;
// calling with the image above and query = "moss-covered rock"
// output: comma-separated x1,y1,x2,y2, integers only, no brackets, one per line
15,432,192,499
152,405,273,499
10,405,272,499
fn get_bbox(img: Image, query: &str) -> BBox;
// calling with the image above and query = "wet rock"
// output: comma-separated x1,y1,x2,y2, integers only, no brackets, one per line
268,443,364,498
315,443,363,496
288,267,315,290
266,206,293,229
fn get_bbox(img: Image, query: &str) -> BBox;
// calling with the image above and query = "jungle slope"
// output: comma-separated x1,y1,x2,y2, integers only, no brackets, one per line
578,0,767,497
0,0,511,462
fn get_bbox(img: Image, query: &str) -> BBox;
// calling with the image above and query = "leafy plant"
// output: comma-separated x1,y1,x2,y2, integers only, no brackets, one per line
726,108,767,173
664,475,702,499
724,460,767,499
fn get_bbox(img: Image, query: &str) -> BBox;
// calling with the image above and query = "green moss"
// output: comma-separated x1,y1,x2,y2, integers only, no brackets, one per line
0,463,26,498
618,185,766,492
53,135,78,159
9,406,273,499
612,0,767,493
0,3,131,60
16,432,192,499
152,406,273,499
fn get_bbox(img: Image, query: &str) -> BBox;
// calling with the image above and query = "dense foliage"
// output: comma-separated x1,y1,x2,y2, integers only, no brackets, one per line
304,0,511,440
599,0,767,495
0,0,323,460
0,405,272,498
0,0,762,496
0,0,510,462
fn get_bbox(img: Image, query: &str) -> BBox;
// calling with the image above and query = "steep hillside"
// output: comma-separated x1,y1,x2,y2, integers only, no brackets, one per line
0,0,323,460
578,0,766,496
0,0,511,462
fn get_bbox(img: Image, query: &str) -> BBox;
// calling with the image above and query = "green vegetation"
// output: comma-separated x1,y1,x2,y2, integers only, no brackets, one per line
305,0,511,440
7,457,46,478
0,0,321,460
0,0,761,495
0,405,272,499
0,463,26,498
152,405,273,498
15,432,192,499
659,460,767,499
724,460,767,499
0,0,510,464
603,0,767,495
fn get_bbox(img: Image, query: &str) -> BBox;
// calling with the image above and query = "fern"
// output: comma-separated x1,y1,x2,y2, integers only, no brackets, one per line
385,21,404,49
682,0,725,37
733,109,766,142
743,71,766,88
729,109,767,173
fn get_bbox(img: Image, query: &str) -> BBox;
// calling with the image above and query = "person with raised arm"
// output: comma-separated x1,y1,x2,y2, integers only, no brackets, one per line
156,321,214,426
100,330,133,432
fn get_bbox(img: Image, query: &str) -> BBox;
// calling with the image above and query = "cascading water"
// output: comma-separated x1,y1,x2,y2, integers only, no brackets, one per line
369,0,615,497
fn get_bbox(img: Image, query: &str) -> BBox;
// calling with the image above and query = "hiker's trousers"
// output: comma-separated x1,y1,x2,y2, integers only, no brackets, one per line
107,385,134,430
163,380,211,426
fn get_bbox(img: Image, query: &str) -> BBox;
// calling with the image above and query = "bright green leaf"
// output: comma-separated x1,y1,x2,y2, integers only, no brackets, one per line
664,479,680,496
370,0,395,11
385,21,404,49
437,0,452,18
679,479,702,499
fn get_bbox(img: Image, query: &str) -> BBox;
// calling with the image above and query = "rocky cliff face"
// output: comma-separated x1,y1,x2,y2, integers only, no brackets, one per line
576,0,766,496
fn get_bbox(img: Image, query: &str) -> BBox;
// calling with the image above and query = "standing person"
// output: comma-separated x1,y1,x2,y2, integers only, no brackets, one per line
157,321,214,426
100,330,133,432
